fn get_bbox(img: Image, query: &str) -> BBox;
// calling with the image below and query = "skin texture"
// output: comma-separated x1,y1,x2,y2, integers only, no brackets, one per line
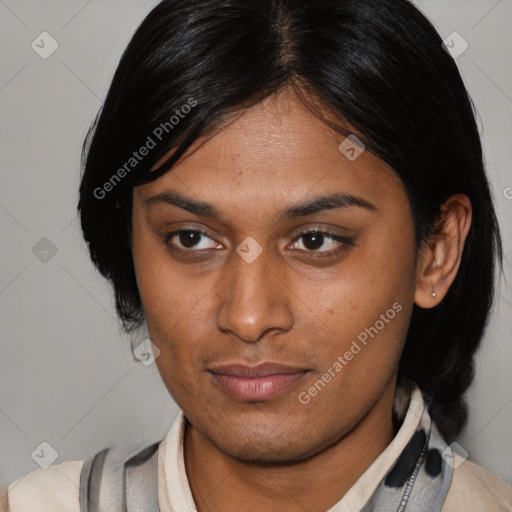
131,88,472,512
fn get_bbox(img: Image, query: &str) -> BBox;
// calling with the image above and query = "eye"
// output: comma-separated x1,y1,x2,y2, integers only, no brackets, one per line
162,227,355,258
164,228,221,253
289,228,355,257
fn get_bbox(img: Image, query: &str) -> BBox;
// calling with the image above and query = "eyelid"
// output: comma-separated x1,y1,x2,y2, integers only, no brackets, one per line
293,224,352,238
161,224,355,258
162,226,220,250
288,226,355,256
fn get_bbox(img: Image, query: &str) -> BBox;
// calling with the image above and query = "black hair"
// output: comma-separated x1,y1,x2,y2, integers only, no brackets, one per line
78,0,503,442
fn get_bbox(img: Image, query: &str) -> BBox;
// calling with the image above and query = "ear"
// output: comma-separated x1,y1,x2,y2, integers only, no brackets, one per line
415,194,472,308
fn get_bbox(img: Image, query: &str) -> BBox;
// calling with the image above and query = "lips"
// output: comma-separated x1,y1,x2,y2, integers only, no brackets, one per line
208,362,310,400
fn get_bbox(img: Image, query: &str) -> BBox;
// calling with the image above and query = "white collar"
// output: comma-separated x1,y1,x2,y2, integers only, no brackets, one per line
157,384,426,512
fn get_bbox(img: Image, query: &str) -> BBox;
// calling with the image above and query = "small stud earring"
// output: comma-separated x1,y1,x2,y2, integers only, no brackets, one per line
432,290,437,298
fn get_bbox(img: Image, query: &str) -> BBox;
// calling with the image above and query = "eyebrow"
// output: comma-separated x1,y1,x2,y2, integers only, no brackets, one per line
142,190,378,221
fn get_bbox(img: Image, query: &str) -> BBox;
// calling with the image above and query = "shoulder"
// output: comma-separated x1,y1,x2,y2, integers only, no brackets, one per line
5,460,84,512
3,434,166,512
442,455,512,512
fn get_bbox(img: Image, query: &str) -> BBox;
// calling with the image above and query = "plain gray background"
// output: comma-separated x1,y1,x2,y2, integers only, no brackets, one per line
1,0,511,496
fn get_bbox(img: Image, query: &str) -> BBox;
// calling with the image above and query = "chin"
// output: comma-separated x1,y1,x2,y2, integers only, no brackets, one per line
217,437,316,466
204,418,331,466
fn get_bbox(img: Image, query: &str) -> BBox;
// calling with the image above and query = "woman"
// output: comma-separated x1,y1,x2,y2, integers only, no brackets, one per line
4,0,511,510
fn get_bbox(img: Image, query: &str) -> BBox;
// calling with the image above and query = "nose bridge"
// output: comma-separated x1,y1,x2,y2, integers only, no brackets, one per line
216,238,293,342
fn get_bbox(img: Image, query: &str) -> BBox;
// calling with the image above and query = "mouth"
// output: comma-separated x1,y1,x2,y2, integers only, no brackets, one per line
208,362,311,401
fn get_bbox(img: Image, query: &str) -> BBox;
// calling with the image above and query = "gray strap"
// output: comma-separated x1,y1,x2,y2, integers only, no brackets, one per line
125,443,160,512
79,442,160,512
79,448,108,512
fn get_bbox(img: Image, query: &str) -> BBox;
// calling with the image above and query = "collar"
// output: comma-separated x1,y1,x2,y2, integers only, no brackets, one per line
157,381,452,512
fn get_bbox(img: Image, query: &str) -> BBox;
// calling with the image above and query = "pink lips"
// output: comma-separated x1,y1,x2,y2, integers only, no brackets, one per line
208,362,309,401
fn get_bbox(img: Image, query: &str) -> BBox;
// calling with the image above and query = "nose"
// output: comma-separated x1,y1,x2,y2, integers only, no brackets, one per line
215,242,294,343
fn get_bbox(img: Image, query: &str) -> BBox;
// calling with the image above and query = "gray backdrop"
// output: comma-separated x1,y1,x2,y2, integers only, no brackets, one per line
1,0,511,495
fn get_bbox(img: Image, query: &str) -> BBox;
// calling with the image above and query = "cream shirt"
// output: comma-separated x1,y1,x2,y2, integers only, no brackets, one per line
3,387,511,511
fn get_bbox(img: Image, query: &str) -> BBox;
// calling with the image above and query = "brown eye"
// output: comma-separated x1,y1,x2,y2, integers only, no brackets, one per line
177,230,204,249
164,229,220,252
301,231,327,251
290,229,355,257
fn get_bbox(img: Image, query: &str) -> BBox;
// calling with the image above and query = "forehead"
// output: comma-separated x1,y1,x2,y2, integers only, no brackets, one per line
137,90,406,218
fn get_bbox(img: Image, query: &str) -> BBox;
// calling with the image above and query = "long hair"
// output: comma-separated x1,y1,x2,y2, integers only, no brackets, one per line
78,0,503,442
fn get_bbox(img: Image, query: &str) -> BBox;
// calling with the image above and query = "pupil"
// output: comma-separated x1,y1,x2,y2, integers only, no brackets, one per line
304,232,323,250
180,230,201,248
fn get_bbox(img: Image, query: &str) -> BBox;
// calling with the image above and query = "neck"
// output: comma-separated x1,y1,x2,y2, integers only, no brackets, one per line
184,379,397,512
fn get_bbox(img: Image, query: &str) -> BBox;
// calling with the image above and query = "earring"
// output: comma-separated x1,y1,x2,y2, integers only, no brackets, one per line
432,290,437,299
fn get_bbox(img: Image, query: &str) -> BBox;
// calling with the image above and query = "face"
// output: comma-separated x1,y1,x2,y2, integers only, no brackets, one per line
131,88,419,463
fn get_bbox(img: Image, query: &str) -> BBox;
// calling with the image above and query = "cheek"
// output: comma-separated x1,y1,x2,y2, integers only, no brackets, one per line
132,214,190,317
311,224,416,372
355,214,417,300
131,226,223,389
132,220,190,347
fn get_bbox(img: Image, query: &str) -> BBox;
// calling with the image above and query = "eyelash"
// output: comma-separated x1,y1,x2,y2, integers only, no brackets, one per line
162,227,355,259
293,228,355,258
